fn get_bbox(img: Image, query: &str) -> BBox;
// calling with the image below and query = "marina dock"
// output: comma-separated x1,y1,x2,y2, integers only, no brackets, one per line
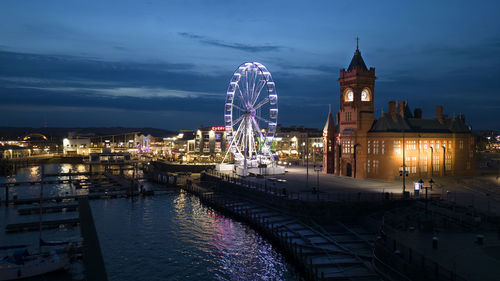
6,218,80,233
79,197,109,281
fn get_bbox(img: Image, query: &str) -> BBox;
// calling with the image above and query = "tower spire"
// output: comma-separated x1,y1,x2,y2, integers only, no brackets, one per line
356,37,359,50
329,104,331,114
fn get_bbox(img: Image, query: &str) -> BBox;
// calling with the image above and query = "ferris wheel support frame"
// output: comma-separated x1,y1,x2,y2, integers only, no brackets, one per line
219,62,282,176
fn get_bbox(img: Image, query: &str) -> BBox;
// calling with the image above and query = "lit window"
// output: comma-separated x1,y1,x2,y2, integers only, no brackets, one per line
342,140,354,154
433,156,440,172
406,140,416,150
393,140,401,154
445,155,452,170
373,141,379,154
420,156,427,172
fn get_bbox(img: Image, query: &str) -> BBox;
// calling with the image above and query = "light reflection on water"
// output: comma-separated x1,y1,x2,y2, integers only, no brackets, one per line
1,164,296,280
93,192,296,281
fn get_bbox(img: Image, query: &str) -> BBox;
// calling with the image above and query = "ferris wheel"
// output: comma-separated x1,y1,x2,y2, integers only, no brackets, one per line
222,62,278,173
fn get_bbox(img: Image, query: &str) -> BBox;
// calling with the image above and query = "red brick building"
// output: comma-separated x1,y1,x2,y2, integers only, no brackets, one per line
323,45,475,180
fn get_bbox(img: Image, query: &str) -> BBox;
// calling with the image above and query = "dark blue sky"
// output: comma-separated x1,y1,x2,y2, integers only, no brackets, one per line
0,0,499,131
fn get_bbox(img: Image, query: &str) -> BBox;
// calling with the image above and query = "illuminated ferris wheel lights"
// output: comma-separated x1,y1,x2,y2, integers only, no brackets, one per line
222,62,279,173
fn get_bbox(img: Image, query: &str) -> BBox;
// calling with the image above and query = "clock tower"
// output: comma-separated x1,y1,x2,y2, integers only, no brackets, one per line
336,40,376,177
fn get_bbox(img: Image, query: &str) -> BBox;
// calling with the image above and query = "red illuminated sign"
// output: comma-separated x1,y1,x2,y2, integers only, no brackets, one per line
211,126,225,131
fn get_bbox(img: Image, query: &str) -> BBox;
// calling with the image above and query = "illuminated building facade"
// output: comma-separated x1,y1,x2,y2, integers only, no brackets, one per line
274,125,323,164
323,44,475,180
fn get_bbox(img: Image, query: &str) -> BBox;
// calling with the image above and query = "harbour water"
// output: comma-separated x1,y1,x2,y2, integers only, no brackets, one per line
0,164,296,280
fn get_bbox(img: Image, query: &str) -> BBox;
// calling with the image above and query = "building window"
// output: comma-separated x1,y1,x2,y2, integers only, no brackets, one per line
367,141,371,154
448,140,452,149
420,155,427,173
382,141,385,155
367,160,371,173
445,155,452,171
406,157,416,173
459,140,464,149
345,112,353,121
342,140,353,154
423,141,428,150
406,140,416,150
393,140,401,154
436,140,440,149
373,141,379,155
373,160,379,173
411,157,417,173
466,161,471,169
433,156,440,172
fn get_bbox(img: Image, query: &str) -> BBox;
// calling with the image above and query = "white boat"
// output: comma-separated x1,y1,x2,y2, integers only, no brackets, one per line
0,165,70,280
0,249,69,280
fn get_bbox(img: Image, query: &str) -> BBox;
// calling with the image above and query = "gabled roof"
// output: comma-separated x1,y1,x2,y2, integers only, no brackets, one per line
323,111,335,132
370,112,471,133
347,49,368,71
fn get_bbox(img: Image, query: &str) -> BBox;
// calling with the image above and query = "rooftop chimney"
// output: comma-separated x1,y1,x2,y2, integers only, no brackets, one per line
389,101,396,116
436,106,443,121
398,101,406,117
414,108,422,119
458,114,466,122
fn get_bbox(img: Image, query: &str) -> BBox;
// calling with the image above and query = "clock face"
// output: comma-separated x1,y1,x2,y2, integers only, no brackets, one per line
346,90,353,102
361,89,370,101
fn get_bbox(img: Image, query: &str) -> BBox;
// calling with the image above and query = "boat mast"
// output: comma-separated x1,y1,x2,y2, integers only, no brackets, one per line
39,165,44,254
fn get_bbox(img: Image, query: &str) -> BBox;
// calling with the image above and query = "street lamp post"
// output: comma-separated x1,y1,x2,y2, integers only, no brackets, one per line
401,131,407,195
430,146,434,177
303,138,310,189
353,143,360,178
418,178,434,216
314,164,322,193
399,166,409,196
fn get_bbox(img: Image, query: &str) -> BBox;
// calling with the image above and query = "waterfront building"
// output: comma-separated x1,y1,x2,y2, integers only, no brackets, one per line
0,144,31,159
323,44,475,180
186,127,227,163
88,151,132,164
63,132,158,156
63,136,91,155
274,125,323,164
164,130,195,162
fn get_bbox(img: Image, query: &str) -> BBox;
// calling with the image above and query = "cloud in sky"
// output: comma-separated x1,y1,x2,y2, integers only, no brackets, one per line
0,0,499,130
178,32,284,53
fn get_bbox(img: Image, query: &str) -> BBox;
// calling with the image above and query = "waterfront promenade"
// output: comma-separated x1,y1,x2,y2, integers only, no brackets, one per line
194,167,500,281
233,166,500,215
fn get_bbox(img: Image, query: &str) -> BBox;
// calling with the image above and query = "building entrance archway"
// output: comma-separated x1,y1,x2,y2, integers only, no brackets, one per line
346,163,352,177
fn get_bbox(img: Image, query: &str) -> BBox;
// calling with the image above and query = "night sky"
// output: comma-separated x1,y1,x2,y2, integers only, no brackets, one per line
0,0,499,131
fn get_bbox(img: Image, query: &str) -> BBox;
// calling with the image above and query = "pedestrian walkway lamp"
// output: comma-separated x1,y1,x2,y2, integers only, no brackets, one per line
418,178,434,216
314,164,322,193
399,166,409,197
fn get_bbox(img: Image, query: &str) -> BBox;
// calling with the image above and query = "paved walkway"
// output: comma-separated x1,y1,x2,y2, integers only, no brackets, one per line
235,166,500,214
390,229,500,281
